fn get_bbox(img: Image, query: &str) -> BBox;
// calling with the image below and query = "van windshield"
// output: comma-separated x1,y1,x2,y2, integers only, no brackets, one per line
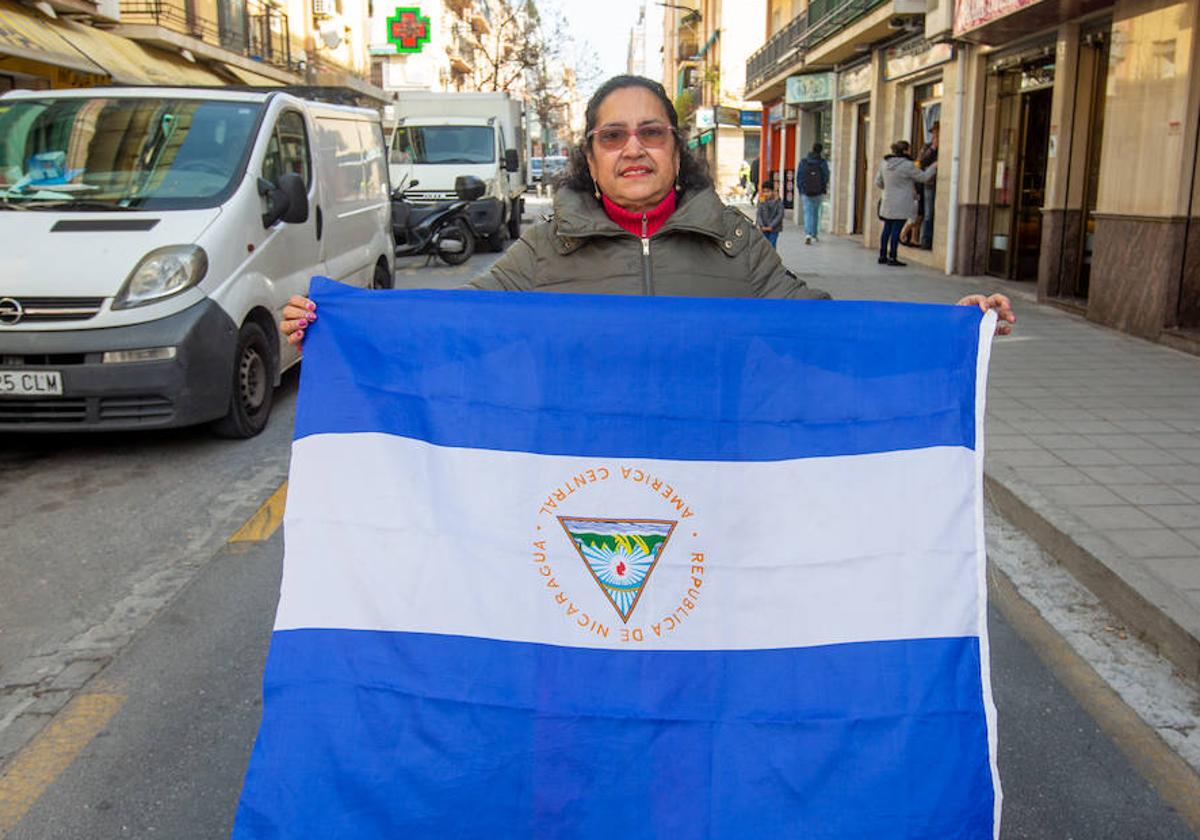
0,97,262,210
391,125,494,165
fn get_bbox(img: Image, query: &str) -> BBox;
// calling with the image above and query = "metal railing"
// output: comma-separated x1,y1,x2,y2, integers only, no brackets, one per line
119,0,299,72
746,0,887,92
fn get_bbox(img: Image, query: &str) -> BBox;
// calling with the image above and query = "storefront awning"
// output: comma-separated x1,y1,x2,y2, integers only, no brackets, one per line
220,62,285,87
0,0,106,75
58,20,229,86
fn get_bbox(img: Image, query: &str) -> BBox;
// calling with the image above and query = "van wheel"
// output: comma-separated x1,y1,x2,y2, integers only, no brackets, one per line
438,220,475,266
212,322,274,439
372,260,393,289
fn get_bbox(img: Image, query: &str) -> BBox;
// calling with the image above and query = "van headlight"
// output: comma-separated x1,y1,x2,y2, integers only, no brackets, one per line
113,245,208,310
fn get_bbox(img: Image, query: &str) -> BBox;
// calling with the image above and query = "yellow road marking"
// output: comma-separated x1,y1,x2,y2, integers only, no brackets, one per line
230,480,288,543
989,565,1200,833
0,692,124,837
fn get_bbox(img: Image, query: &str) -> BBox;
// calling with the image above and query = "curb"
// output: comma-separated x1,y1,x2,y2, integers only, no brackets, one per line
985,472,1200,684
987,561,1200,834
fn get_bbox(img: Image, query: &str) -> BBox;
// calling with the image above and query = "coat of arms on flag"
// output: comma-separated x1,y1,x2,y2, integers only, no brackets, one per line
234,278,1001,839
559,517,675,622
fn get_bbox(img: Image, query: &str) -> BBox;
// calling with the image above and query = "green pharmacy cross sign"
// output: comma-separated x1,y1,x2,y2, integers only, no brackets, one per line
387,7,431,54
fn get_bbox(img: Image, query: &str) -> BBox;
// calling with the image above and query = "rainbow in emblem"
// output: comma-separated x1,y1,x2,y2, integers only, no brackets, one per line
558,517,676,623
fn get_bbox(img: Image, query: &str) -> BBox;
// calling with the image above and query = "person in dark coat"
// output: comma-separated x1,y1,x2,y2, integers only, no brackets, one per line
796,143,830,245
755,180,784,250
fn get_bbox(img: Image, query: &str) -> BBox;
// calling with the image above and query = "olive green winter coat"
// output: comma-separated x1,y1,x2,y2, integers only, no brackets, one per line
468,186,830,299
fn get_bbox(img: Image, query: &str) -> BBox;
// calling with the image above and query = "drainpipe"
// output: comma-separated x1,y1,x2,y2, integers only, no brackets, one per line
945,46,967,275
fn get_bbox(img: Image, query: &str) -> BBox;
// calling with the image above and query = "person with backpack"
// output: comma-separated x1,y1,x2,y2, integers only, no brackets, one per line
797,143,830,245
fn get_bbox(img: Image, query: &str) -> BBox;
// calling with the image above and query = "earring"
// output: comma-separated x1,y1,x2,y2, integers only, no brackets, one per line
594,185,601,200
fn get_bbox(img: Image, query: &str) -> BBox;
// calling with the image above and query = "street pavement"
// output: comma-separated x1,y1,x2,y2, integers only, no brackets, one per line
757,210,1200,689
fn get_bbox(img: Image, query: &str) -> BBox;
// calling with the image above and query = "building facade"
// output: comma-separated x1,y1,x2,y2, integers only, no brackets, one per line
661,0,764,196
0,0,383,100
747,0,1200,351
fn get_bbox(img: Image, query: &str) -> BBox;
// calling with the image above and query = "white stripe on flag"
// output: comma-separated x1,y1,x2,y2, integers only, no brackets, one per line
277,435,980,651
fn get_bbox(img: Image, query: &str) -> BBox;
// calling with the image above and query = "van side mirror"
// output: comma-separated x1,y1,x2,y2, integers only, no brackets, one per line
258,172,309,228
504,149,519,173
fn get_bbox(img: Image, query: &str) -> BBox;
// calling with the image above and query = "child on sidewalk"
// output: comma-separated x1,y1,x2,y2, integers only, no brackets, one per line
755,181,784,249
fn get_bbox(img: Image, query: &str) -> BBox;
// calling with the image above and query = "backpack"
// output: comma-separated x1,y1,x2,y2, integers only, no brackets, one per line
799,158,824,196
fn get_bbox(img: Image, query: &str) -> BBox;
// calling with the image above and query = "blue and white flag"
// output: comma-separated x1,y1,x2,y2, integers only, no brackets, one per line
234,277,1001,838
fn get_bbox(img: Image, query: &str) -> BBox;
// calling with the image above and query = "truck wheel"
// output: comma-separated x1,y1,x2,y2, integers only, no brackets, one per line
507,197,522,240
212,322,275,439
372,260,393,289
438,220,475,266
484,222,509,253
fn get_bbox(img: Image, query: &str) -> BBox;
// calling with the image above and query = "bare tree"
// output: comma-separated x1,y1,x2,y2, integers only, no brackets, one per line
474,0,546,93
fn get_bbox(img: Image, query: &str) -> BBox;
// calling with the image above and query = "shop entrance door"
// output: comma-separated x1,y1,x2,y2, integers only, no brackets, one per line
1067,34,1111,303
988,76,1053,281
1013,88,1052,281
853,102,869,234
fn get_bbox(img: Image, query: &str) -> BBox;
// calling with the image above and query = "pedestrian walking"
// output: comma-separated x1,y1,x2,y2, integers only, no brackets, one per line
755,180,784,249
748,155,759,204
875,140,937,267
797,143,829,245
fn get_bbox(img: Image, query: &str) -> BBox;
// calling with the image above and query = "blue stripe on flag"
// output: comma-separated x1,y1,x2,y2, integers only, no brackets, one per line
233,630,995,839
293,278,983,460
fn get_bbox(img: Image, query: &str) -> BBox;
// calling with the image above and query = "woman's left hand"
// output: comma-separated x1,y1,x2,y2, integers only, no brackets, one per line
956,293,1015,336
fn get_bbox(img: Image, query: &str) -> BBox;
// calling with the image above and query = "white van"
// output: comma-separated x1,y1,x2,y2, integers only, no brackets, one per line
0,86,393,437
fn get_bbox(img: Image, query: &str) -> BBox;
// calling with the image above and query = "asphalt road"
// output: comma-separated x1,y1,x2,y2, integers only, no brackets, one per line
1,218,1196,837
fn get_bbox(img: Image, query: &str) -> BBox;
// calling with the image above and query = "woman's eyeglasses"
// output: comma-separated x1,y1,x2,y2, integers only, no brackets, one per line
588,124,675,152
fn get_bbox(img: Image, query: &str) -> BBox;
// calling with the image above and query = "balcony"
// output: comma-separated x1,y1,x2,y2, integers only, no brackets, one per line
677,33,700,61
119,0,300,71
746,0,887,93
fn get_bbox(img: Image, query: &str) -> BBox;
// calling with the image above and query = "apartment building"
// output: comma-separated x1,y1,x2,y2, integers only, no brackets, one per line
661,0,765,195
746,0,1200,351
0,0,384,100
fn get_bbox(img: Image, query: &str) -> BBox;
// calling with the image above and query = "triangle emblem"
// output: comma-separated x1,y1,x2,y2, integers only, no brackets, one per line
558,517,677,623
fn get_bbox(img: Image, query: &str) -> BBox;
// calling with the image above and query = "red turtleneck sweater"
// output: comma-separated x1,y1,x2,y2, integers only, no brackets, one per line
601,190,677,238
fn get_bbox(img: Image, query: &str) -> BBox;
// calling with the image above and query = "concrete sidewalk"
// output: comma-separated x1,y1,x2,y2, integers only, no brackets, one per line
764,214,1200,682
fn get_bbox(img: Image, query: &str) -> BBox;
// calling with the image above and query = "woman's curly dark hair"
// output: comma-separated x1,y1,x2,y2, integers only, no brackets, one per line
558,75,711,196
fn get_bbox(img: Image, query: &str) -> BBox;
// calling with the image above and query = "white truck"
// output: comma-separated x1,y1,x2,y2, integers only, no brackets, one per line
386,91,528,251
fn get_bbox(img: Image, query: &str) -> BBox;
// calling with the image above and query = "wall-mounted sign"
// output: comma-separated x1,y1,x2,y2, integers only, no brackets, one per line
387,7,431,53
694,107,715,130
785,73,834,104
767,103,784,123
716,105,741,126
838,60,872,99
884,37,953,80
740,109,762,127
954,0,1044,37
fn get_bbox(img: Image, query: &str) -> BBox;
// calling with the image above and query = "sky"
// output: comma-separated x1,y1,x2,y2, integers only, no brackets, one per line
552,0,663,93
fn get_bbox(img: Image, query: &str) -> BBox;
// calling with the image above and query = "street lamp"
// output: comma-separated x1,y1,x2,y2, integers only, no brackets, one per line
654,1,701,25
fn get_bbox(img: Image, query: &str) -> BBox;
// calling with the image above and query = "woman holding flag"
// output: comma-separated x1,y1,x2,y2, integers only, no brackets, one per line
281,75,1014,344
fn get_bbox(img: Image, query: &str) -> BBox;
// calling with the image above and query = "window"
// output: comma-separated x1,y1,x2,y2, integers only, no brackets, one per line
262,110,311,188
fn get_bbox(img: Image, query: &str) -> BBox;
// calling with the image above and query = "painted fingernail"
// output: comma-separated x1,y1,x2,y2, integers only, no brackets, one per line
306,313,316,321
296,330,304,340
306,302,315,310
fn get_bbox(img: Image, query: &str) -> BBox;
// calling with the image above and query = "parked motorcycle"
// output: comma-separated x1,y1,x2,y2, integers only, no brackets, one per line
391,175,484,266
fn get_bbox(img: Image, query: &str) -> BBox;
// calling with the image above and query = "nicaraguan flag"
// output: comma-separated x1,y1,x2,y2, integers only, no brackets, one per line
234,277,1001,838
